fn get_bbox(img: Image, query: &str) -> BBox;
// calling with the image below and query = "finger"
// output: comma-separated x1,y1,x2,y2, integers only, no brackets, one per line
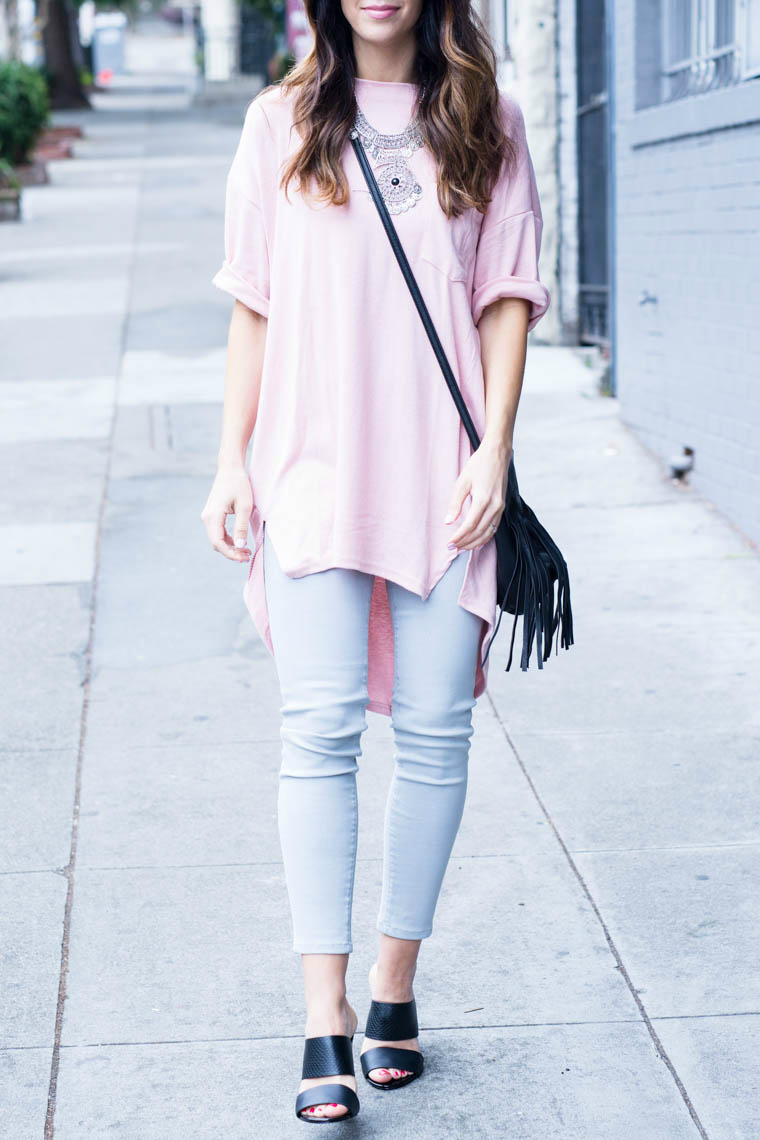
226,527,251,561
458,497,504,547
444,477,470,525
232,502,252,552
456,514,501,551
210,536,244,561
202,507,250,562
449,494,489,547
201,505,228,550
452,494,503,547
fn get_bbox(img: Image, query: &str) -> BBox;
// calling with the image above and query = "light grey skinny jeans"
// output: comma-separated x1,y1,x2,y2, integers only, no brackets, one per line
262,521,485,954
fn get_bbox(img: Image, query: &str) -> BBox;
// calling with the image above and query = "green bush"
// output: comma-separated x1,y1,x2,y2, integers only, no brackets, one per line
274,50,296,82
0,60,49,166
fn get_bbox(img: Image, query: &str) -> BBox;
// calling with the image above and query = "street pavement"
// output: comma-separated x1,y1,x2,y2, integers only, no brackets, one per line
1,60,759,1140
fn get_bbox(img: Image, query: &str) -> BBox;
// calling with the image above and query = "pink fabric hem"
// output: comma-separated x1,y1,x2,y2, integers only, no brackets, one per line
367,698,392,717
472,277,551,330
212,261,270,318
242,505,495,718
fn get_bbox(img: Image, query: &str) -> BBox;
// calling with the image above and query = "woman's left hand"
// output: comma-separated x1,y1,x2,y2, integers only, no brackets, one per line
444,438,512,552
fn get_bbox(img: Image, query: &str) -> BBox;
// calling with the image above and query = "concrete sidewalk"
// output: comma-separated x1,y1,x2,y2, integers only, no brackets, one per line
1,77,759,1140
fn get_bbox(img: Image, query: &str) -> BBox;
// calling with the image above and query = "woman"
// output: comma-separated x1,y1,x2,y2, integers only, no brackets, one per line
202,0,549,1124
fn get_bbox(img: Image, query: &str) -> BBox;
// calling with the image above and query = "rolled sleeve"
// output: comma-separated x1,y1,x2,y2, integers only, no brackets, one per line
212,98,274,318
212,189,270,318
471,95,551,331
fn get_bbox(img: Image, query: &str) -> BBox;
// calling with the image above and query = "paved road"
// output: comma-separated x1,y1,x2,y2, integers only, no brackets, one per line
1,69,759,1140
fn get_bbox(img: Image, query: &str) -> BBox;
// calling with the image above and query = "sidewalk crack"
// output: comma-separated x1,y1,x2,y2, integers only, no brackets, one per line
44,111,148,1140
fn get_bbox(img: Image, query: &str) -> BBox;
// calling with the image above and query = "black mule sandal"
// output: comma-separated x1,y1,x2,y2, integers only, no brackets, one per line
360,999,424,1090
295,1034,361,1124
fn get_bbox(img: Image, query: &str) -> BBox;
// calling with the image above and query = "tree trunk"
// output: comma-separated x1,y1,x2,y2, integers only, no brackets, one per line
40,0,91,109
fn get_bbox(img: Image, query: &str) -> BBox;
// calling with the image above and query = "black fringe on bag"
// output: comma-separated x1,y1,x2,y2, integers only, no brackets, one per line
482,459,574,672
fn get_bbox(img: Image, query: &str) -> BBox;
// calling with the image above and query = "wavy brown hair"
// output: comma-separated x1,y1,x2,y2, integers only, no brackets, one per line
265,0,517,219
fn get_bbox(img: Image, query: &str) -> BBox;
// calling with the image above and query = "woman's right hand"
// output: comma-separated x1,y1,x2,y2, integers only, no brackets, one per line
200,464,253,563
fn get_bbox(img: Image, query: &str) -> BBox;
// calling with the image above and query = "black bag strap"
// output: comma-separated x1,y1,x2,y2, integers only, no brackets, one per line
349,127,575,676
350,130,520,512
349,129,483,454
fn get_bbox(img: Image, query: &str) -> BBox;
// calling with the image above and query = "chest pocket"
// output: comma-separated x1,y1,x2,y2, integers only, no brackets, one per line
417,216,474,284
409,147,480,286
347,146,480,287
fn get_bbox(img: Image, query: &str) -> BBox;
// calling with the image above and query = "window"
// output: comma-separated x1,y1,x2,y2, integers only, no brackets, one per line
745,0,760,74
656,0,760,100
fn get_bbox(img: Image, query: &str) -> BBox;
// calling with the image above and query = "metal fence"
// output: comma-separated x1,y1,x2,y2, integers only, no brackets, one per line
661,0,760,101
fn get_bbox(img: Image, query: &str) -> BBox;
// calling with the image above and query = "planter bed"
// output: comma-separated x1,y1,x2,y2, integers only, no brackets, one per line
13,160,49,187
0,186,21,221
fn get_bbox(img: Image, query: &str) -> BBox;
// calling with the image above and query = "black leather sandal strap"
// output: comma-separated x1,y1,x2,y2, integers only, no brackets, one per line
365,998,419,1041
360,1046,424,1078
302,1035,355,1080
295,1083,360,1119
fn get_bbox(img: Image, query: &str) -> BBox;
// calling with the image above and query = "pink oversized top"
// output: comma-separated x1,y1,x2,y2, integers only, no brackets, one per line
212,76,550,716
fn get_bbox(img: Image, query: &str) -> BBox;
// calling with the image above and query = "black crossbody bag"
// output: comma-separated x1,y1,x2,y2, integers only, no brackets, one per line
350,129,574,672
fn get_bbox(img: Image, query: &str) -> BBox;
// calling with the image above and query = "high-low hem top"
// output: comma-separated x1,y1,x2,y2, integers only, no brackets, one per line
212,76,550,717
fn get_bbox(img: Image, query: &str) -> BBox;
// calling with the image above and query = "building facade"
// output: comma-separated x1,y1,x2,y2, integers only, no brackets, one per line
614,0,760,544
478,0,570,346
483,0,760,544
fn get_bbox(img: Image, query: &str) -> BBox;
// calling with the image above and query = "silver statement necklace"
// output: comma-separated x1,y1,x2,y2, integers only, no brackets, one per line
352,97,425,215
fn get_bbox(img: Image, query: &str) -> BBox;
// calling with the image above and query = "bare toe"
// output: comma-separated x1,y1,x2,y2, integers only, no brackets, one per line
323,1102,348,1119
301,1101,349,1121
368,1064,412,1083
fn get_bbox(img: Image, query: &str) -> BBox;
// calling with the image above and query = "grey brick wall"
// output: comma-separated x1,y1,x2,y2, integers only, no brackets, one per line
614,0,760,545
